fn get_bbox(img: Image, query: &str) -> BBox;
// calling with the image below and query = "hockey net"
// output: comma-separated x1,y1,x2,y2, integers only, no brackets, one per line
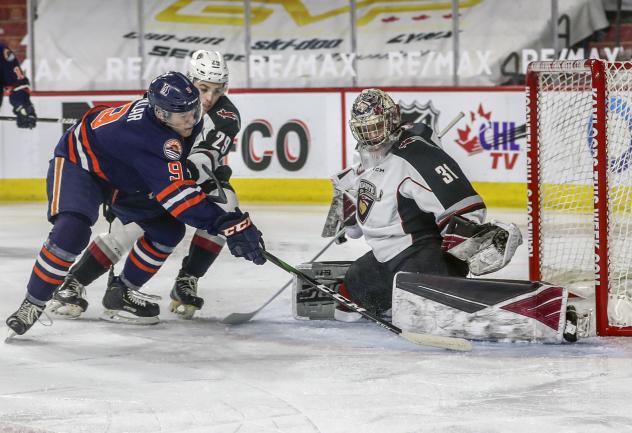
527,59,632,336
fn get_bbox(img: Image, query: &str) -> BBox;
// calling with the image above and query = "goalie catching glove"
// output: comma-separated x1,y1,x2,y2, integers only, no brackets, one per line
441,215,522,275
215,208,266,265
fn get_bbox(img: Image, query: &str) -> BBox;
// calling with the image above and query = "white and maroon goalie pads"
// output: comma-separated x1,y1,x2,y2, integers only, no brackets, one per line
392,273,569,343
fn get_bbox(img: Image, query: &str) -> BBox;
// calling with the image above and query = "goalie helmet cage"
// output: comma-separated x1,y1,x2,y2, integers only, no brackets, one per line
527,59,632,336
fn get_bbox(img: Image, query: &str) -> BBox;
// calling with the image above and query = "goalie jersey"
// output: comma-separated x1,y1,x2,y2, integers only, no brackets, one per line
348,122,486,262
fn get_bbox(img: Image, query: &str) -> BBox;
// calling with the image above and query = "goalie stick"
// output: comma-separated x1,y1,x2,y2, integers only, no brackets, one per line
0,115,78,124
262,250,473,351
438,111,464,139
221,223,347,325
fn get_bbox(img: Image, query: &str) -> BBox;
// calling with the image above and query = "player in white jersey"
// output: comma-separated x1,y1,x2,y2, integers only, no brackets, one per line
48,51,240,322
329,89,487,319
317,89,582,343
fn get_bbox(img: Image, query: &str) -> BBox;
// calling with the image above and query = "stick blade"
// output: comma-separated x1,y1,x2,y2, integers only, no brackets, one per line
400,330,472,352
221,312,256,325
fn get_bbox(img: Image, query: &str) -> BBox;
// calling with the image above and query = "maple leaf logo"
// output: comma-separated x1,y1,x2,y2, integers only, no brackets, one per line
455,103,493,155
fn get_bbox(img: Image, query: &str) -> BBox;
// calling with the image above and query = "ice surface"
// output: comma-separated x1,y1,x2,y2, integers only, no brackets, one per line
1,203,632,433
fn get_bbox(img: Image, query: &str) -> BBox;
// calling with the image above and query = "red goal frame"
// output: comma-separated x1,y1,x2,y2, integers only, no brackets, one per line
526,59,632,336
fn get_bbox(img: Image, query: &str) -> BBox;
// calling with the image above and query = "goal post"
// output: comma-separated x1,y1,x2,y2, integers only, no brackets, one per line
526,59,632,336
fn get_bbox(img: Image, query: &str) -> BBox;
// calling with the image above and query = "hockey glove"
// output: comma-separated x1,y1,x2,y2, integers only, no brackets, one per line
13,103,37,129
442,215,522,275
215,209,266,265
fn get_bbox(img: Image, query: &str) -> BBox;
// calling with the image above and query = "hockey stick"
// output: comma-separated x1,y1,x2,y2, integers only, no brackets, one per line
438,111,465,138
201,165,228,204
0,115,78,124
262,250,473,351
221,224,346,325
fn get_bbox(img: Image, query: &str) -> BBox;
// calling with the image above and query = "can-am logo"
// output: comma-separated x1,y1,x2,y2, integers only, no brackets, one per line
455,103,521,170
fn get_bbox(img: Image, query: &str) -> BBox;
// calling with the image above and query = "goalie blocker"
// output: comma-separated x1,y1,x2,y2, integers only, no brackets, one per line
293,262,585,343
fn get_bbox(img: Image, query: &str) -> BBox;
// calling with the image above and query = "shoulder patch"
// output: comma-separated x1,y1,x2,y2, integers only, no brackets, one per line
163,138,183,160
216,108,238,122
398,136,423,150
4,48,15,62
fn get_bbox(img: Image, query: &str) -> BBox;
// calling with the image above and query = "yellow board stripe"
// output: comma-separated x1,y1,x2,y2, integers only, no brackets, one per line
0,178,528,208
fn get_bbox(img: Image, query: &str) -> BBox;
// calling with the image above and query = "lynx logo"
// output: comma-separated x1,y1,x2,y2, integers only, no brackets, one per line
160,82,171,96
399,100,440,131
163,138,183,160
357,179,382,224
456,103,522,170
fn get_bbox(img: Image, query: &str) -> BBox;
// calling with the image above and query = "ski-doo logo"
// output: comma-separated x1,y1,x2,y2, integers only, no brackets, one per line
357,179,382,224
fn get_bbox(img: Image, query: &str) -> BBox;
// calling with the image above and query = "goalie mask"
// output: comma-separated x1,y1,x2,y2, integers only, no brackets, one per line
350,89,401,151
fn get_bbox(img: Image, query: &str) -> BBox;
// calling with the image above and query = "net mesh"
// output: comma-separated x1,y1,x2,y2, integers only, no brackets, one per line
533,61,632,329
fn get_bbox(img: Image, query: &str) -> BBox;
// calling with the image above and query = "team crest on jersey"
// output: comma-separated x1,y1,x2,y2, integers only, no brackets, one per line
217,109,237,121
399,100,440,131
163,139,183,160
357,179,382,224
399,136,423,149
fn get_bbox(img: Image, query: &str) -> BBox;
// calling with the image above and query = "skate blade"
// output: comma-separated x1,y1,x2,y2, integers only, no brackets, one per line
100,309,159,325
169,300,198,320
5,328,17,343
47,302,84,319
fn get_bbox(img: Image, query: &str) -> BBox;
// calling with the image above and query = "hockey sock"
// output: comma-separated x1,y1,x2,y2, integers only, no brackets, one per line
181,234,224,277
70,241,112,286
120,236,173,289
27,213,91,302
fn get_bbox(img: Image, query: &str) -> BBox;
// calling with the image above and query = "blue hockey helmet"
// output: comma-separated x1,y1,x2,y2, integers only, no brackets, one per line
148,71,202,136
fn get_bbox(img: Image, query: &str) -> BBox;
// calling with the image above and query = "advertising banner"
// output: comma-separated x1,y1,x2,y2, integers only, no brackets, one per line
27,0,608,90
0,88,526,185
344,89,527,182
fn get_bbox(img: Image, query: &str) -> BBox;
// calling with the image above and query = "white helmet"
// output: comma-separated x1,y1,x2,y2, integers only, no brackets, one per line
187,50,229,84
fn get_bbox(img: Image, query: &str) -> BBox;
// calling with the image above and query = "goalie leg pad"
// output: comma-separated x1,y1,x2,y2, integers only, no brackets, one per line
392,272,569,343
292,261,353,320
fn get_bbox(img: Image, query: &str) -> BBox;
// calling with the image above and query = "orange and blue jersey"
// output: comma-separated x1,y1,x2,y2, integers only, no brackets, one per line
53,98,227,232
0,42,32,110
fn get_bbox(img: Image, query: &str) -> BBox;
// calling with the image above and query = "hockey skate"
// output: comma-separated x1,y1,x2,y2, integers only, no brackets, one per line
169,271,204,319
6,298,49,339
48,274,89,319
101,277,160,325
563,305,579,342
